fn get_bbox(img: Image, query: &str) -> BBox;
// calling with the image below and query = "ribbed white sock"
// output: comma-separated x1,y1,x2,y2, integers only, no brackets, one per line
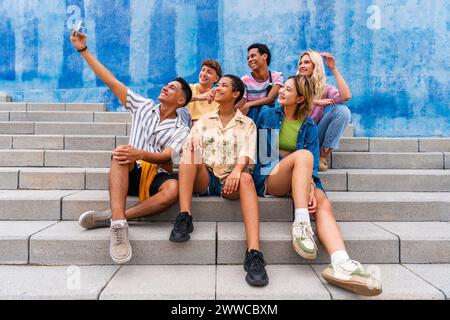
331,250,350,265
294,208,310,225
111,219,127,227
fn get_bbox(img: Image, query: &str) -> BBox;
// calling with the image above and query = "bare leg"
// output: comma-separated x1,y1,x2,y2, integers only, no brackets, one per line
109,159,129,221
265,150,313,208
124,179,178,220
314,188,346,255
222,172,260,251
178,149,210,215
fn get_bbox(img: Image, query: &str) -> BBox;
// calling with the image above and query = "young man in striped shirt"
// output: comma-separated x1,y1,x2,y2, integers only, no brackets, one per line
70,29,191,264
237,43,284,122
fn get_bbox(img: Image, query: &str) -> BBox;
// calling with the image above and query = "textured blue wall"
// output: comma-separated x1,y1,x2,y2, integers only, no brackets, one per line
0,0,448,137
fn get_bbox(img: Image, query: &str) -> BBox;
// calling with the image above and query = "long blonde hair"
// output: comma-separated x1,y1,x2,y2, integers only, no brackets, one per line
298,50,326,100
289,75,314,121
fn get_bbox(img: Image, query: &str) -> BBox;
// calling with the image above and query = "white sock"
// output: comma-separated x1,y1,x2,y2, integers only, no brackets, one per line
111,219,127,227
331,250,350,265
294,208,310,225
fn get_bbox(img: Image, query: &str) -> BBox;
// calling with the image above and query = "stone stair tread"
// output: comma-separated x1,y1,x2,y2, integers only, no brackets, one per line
0,263,446,300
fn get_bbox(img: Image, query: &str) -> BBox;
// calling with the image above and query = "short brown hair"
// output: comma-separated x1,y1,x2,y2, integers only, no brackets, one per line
201,59,223,79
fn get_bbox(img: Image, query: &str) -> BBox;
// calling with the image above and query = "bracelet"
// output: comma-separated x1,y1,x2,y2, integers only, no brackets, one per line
77,46,88,53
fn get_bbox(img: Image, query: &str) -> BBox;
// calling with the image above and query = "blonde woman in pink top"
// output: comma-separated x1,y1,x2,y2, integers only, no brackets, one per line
298,50,352,171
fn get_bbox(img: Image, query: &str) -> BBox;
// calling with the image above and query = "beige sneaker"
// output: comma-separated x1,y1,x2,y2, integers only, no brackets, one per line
110,223,132,264
319,156,329,171
321,260,382,296
78,210,112,230
291,222,317,259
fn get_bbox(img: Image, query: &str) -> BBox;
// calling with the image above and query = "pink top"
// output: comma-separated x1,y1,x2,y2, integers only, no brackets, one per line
310,84,344,124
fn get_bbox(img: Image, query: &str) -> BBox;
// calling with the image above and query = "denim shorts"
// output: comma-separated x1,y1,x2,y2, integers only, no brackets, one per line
194,170,223,196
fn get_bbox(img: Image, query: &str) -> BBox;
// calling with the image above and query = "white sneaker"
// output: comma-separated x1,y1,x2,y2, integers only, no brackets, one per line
321,260,382,296
291,222,317,259
78,210,112,230
109,223,132,264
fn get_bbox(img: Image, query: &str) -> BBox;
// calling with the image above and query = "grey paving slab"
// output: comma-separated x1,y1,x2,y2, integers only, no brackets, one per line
319,170,347,191
336,138,369,152
312,264,445,300
35,122,127,136
0,103,26,111
27,103,65,111
0,265,118,300
13,135,64,149
10,111,93,122
30,221,216,265
115,136,130,147
85,168,109,189
0,190,76,220
94,112,131,123
0,221,57,264
404,264,450,299
332,152,444,169
369,138,418,152
375,222,450,263
0,168,18,189
0,122,34,134
328,192,450,222
65,103,106,112
347,169,450,192
216,265,331,300
0,111,9,121
0,150,44,166
19,168,85,190
100,265,215,300
419,138,450,152
64,135,116,150
0,135,12,148
44,150,112,167
217,222,398,264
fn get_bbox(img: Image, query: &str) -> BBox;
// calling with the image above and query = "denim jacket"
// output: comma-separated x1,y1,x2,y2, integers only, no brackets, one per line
252,105,323,196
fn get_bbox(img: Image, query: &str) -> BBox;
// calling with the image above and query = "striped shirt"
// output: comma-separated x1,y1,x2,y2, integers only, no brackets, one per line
242,71,284,102
309,84,345,124
125,89,190,171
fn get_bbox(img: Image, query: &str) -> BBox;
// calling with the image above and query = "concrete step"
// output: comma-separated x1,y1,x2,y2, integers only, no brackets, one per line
332,152,445,169
337,137,450,153
3,167,449,192
1,221,448,265
28,221,216,265
218,221,450,264
35,122,129,136
0,135,122,150
0,190,79,220
1,190,448,222
0,264,447,300
0,102,106,112
2,135,449,156
0,121,131,136
0,122,129,136
0,150,112,167
7,111,130,123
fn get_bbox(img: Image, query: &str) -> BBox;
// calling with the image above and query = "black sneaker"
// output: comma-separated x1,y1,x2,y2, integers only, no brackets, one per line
169,212,194,242
244,249,269,287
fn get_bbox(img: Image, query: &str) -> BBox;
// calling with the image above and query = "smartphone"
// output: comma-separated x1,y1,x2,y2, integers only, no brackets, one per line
73,20,86,37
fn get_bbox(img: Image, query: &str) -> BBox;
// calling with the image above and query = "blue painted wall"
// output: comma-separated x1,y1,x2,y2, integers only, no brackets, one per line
0,0,448,137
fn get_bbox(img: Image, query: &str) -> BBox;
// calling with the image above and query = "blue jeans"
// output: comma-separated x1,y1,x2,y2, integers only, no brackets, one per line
317,105,351,150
